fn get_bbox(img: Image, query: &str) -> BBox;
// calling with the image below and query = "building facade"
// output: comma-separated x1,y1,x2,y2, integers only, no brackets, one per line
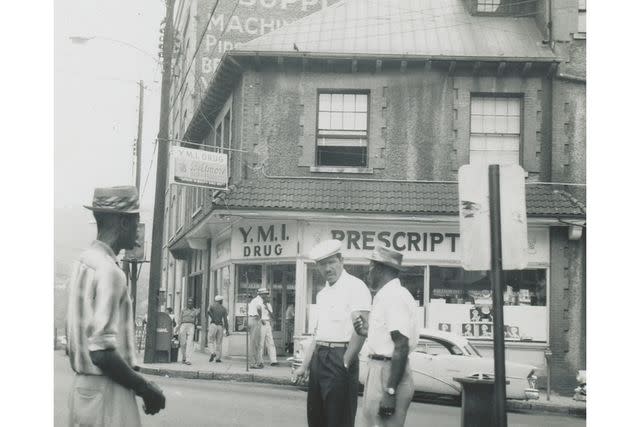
162,0,586,395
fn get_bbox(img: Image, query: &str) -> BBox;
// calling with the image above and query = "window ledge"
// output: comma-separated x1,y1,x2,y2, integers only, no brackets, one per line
310,166,373,174
572,32,586,40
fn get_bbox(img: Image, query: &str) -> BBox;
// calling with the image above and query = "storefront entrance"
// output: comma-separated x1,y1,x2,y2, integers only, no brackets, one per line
236,263,295,355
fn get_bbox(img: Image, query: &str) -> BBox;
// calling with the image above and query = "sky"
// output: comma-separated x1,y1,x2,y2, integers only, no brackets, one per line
54,0,166,320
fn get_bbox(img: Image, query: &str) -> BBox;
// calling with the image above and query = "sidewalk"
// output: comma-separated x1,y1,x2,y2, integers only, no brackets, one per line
137,349,586,418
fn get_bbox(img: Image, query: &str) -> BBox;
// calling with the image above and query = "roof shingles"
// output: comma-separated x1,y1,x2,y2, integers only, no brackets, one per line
213,178,585,218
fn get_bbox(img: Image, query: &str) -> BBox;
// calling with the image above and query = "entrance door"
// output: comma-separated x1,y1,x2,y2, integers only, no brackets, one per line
268,264,295,355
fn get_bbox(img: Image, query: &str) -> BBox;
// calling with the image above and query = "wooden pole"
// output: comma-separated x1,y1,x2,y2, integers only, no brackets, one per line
489,165,507,427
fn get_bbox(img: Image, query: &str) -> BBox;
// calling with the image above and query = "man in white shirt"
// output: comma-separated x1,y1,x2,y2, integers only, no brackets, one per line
354,246,419,427
248,289,265,369
259,290,279,366
294,239,372,427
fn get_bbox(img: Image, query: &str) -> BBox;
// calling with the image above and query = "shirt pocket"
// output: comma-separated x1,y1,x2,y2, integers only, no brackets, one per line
72,386,105,426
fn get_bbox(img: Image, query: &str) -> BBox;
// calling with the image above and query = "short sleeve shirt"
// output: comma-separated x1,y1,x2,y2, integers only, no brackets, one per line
314,270,372,342
248,296,263,316
180,308,200,323
65,240,136,375
367,278,419,357
261,302,274,321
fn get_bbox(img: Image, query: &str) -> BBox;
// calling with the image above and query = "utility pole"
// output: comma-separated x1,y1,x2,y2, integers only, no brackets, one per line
130,79,144,317
144,0,175,363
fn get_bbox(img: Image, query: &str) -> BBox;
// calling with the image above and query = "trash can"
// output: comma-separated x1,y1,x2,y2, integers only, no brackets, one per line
453,374,509,427
170,336,180,363
154,312,173,363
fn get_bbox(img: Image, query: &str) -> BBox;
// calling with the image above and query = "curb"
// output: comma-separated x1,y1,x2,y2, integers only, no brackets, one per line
139,367,585,418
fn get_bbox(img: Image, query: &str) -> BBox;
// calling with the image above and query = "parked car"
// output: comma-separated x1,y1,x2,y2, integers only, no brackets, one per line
289,328,539,400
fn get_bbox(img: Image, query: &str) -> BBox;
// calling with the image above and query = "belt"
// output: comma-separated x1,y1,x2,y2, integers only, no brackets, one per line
210,322,223,326
369,354,392,361
316,341,349,348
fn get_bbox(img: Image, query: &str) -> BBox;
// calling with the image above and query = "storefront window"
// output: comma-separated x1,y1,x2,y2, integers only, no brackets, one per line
235,265,262,332
428,266,548,343
399,267,424,306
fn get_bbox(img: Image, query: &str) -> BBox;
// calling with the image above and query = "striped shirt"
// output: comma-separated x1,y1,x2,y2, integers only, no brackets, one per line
66,240,136,375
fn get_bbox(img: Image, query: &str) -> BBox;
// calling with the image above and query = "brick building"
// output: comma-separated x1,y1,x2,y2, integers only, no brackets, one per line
162,0,586,395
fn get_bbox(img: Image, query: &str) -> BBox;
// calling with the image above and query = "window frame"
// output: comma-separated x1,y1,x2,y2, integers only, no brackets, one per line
469,93,524,167
314,89,371,170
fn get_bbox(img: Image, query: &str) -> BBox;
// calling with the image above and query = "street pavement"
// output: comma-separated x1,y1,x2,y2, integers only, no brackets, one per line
55,351,585,426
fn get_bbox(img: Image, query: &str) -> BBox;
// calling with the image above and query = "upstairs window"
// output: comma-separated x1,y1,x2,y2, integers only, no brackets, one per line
470,95,521,166
468,0,537,16
316,92,369,168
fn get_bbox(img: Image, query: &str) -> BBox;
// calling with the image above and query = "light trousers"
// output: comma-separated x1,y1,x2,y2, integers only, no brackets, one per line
68,373,141,427
208,323,224,358
178,322,195,362
248,317,262,366
259,320,277,364
362,359,415,427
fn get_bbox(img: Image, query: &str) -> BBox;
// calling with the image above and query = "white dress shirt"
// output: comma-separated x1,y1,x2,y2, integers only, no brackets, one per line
314,270,372,342
262,302,274,321
248,296,262,316
367,278,419,357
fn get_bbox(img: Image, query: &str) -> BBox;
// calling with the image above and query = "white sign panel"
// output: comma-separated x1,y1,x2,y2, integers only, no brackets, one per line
170,146,228,189
458,164,528,271
232,221,298,259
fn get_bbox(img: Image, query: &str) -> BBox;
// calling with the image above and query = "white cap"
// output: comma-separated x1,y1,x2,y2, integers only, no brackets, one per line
309,239,342,262
258,287,269,295
214,295,223,302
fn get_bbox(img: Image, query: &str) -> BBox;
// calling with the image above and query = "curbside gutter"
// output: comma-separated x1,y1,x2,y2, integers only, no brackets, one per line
138,366,585,418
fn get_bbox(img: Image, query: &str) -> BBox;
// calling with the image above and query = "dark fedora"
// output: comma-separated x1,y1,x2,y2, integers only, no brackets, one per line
84,186,140,214
367,246,403,270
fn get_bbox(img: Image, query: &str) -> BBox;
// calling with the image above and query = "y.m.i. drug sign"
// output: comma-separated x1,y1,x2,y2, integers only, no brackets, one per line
232,221,298,259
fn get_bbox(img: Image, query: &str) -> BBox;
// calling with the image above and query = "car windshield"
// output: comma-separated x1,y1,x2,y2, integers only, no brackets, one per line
464,342,482,357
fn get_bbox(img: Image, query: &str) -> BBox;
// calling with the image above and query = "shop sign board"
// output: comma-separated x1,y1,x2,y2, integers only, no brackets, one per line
169,146,228,189
303,223,547,265
458,164,528,271
232,221,298,259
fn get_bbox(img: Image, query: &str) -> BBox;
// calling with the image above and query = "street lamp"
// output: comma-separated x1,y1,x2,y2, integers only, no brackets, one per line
69,35,162,66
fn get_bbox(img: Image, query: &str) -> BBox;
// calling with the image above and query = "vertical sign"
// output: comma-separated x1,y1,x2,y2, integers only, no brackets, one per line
458,164,528,270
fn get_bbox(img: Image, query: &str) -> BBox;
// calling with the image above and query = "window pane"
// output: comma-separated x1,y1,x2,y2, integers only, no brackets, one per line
343,112,355,130
317,146,367,167
470,115,483,132
471,99,482,115
331,94,343,111
483,115,496,133
355,94,368,112
318,111,330,129
343,94,355,111
495,99,508,115
330,112,343,129
495,116,508,133
319,94,331,111
507,98,520,115
354,112,367,130
507,116,520,133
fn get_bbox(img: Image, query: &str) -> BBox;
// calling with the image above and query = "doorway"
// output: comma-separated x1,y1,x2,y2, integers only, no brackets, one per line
267,264,295,355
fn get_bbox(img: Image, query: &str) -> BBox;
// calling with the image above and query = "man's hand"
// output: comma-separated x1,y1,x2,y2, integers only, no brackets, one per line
378,392,396,418
293,366,308,383
353,315,368,337
138,381,166,415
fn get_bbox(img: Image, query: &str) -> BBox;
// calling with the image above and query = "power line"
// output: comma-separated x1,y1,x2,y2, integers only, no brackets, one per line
141,138,158,199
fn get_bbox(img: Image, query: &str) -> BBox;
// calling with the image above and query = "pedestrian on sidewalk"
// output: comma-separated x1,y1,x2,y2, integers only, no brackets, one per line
178,298,200,365
285,303,295,354
207,295,229,363
248,290,264,369
259,290,279,366
66,186,165,426
354,246,419,427
294,239,371,427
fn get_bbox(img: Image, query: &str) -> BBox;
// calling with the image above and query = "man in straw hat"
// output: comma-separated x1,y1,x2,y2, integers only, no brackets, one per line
66,186,165,426
247,287,268,368
207,295,229,363
258,288,279,366
294,239,372,427
354,246,419,427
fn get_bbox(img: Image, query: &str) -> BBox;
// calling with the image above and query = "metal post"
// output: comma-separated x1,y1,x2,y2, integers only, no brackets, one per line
144,0,175,363
131,261,139,317
488,165,507,427
545,348,552,401
135,80,144,190
246,296,249,372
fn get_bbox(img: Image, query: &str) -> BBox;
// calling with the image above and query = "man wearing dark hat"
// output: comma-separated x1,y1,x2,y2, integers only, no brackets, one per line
66,186,165,426
294,239,372,427
207,295,229,363
354,246,419,427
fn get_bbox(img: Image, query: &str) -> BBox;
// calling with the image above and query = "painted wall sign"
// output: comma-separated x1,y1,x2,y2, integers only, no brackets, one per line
169,146,228,189
232,221,298,259
303,223,549,265
196,0,341,92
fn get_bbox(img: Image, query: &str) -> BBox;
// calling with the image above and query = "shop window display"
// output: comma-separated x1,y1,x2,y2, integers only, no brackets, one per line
428,267,548,343
235,265,262,332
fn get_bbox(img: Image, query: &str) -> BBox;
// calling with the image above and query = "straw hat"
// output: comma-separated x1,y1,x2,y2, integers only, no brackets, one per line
84,186,140,214
367,246,403,270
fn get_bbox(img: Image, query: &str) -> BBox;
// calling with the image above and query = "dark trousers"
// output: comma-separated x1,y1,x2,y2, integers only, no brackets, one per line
307,346,359,427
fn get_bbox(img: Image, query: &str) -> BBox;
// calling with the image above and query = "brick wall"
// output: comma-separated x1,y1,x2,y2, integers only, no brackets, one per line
549,226,586,395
